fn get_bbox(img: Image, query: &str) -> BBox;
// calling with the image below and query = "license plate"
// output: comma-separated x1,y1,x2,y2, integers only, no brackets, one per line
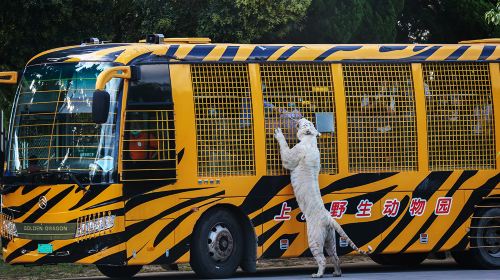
38,244,53,254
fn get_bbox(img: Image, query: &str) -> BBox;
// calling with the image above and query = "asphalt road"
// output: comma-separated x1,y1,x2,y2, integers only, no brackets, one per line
65,259,498,280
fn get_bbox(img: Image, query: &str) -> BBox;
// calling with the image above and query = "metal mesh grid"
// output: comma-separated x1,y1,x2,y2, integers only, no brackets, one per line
260,63,337,175
343,64,418,172
122,109,177,181
423,63,495,170
191,64,256,176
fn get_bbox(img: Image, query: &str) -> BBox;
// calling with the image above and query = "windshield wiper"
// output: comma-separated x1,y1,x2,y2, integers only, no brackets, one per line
1,171,90,193
45,171,89,193
66,172,89,193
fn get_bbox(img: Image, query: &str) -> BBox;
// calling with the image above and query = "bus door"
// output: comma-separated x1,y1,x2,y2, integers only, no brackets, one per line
121,64,176,204
121,64,177,264
121,63,176,195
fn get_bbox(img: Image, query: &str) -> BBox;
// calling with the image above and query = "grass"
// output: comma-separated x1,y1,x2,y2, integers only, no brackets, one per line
0,258,102,280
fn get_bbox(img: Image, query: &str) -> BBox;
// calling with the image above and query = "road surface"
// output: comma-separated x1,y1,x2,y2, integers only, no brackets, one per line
65,259,498,280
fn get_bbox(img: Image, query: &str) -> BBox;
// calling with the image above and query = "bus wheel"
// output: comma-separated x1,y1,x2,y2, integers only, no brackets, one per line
451,250,479,267
96,265,142,279
468,207,500,268
190,208,243,278
370,253,427,266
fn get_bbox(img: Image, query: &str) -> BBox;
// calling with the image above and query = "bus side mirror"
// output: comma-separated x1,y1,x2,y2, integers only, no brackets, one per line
93,66,132,124
0,71,18,84
92,90,110,124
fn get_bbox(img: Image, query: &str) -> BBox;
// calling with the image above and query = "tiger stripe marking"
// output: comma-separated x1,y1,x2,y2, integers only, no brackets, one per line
2,171,498,264
24,44,500,66
400,171,477,252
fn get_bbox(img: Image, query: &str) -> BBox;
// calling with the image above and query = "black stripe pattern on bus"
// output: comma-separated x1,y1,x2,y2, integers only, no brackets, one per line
28,44,128,65
432,174,499,252
375,171,453,253
399,170,478,252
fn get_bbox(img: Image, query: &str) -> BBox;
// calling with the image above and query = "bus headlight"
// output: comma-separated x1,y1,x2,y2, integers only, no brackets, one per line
1,219,18,238
75,215,115,238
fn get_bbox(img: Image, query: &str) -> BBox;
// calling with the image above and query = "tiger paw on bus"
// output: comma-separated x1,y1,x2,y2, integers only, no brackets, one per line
0,35,498,278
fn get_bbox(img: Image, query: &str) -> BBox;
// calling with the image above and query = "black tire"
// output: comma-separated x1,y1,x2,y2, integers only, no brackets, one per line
451,250,480,267
468,207,500,268
370,253,427,266
190,208,243,279
96,265,142,279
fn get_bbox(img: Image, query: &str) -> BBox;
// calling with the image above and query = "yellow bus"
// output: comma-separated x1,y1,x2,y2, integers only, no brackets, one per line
0,35,499,278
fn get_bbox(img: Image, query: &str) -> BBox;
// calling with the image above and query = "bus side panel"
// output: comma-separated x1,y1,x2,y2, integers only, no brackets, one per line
260,195,306,258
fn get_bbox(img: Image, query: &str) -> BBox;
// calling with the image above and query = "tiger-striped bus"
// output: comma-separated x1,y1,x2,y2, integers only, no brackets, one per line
0,36,499,278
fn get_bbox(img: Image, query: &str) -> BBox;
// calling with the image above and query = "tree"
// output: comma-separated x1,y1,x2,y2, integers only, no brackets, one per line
485,1,500,25
292,0,404,44
293,0,365,43
397,0,500,43
196,0,311,43
350,0,405,43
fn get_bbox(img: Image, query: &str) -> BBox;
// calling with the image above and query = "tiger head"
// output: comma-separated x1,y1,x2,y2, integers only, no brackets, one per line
296,118,321,140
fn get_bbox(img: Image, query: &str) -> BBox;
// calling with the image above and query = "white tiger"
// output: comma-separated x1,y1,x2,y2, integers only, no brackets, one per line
274,118,371,278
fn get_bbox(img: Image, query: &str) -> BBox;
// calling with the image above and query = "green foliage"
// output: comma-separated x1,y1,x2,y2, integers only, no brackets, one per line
1,0,499,111
397,0,500,43
351,0,405,43
197,0,311,43
294,0,366,43
285,0,405,43
485,1,500,25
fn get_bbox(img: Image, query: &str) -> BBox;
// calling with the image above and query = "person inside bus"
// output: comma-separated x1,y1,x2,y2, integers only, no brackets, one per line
264,99,303,137
360,81,399,164
27,155,42,173
127,120,159,160
361,81,397,132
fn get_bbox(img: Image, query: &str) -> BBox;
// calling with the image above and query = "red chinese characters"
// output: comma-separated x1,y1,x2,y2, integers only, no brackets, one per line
274,202,292,221
435,197,453,215
409,198,427,216
330,200,348,219
382,198,400,217
355,199,373,218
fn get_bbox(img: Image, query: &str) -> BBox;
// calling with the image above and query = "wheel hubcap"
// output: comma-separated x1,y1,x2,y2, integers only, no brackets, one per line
207,223,234,262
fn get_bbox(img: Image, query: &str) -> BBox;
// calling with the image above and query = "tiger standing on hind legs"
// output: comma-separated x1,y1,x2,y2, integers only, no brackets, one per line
274,118,372,278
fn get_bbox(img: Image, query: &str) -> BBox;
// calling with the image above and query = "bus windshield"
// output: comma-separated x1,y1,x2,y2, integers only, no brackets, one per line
7,62,120,183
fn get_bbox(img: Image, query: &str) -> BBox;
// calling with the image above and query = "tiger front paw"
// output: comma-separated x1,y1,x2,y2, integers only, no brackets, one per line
274,128,285,141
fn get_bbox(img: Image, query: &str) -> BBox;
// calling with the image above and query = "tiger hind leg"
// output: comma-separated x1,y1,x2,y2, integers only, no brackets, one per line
308,227,327,278
325,230,342,277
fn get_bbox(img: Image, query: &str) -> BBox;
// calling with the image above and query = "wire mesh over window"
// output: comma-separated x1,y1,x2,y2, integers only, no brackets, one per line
122,109,176,181
343,64,418,172
260,63,337,175
191,64,255,176
423,63,495,170
8,62,119,180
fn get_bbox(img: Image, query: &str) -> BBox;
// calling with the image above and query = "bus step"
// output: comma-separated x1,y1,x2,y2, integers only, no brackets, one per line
469,245,500,249
474,205,500,208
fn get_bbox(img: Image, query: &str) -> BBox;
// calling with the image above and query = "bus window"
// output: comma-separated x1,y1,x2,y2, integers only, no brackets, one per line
122,64,176,183
343,63,417,172
191,64,256,177
260,63,337,175
423,63,495,170
128,64,172,104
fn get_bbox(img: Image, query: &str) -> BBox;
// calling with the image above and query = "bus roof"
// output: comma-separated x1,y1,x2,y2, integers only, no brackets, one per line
27,41,500,66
